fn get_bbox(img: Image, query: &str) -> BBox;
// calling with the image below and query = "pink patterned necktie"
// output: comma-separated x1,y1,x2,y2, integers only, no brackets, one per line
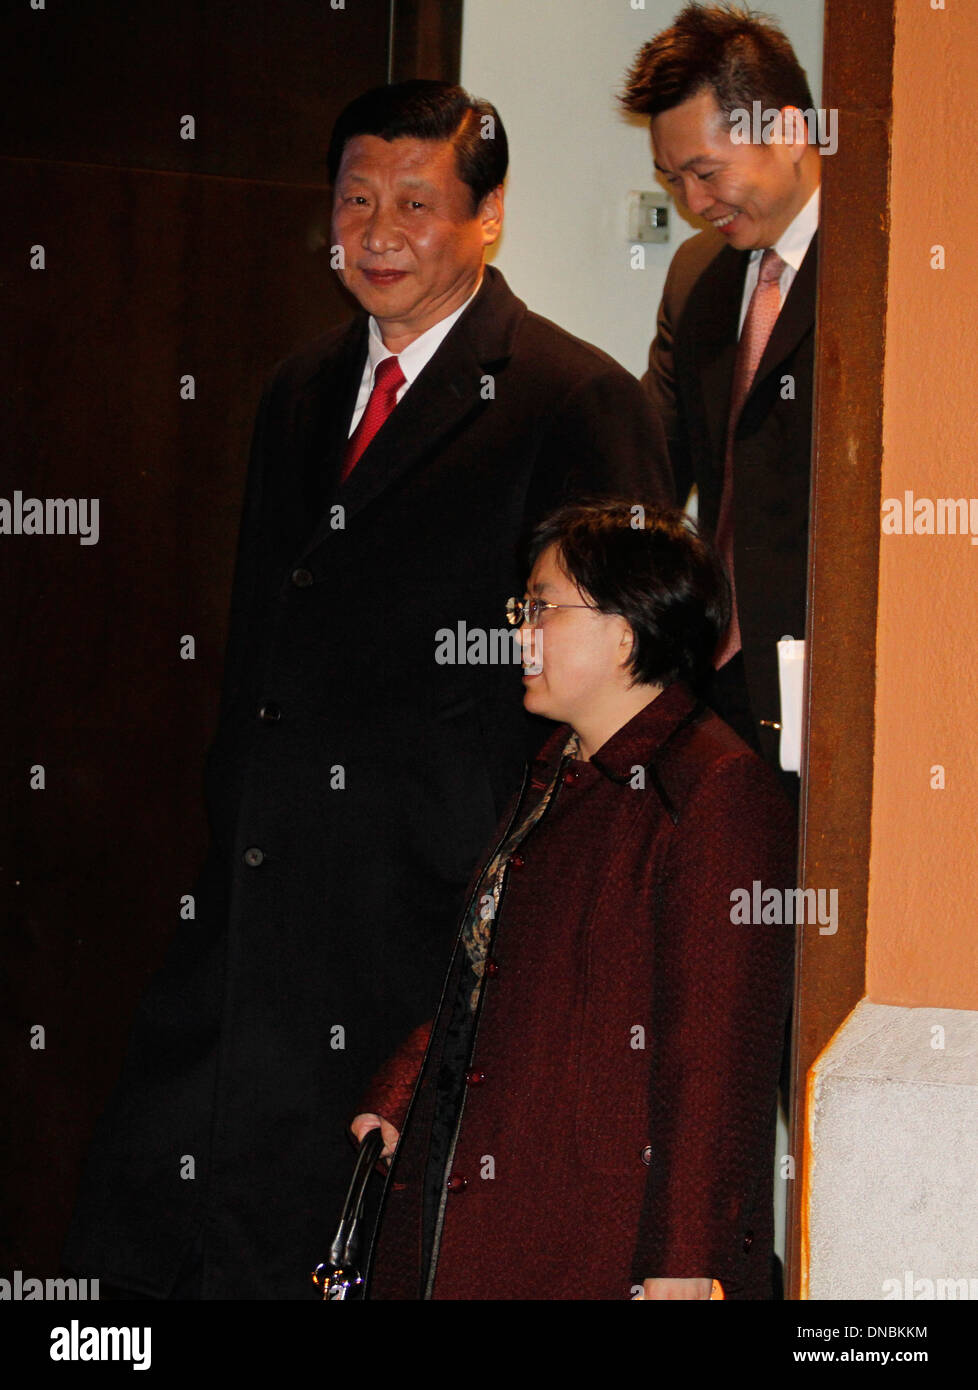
341,355,406,482
714,248,787,668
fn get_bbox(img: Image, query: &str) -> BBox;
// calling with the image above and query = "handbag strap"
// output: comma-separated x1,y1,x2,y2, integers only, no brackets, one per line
331,1127,384,1267
312,1127,384,1299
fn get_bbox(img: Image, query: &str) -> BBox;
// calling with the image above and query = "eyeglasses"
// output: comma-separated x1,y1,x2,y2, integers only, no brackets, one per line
505,596,595,628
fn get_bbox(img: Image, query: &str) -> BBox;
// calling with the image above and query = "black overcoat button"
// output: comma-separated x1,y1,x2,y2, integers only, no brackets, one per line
243,847,264,867
258,702,281,722
291,567,314,588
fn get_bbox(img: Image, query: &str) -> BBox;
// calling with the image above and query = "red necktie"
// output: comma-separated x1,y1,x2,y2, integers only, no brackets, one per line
341,355,406,483
715,249,787,667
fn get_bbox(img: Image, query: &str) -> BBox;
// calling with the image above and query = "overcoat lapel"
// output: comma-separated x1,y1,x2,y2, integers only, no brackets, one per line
290,316,368,529
336,327,488,522
297,266,525,556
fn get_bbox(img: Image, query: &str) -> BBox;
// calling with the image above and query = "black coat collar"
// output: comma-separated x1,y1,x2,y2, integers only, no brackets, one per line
295,266,526,556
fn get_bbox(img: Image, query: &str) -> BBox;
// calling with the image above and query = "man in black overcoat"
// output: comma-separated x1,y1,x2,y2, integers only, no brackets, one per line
622,4,820,769
63,80,671,1298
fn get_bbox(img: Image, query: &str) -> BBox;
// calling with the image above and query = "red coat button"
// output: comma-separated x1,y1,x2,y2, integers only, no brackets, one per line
446,1175,467,1192
563,769,577,785
485,958,499,978
465,1069,486,1086
509,853,524,869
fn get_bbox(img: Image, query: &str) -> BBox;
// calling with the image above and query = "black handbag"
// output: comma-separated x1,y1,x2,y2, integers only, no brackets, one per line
311,1128,385,1300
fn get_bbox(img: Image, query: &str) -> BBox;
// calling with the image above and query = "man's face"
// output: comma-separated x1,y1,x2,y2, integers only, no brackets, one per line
650,89,810,251
330,134,503,349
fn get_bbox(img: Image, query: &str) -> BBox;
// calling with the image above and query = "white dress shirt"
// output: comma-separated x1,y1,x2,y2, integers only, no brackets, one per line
347,279,483,437
737,186,820,336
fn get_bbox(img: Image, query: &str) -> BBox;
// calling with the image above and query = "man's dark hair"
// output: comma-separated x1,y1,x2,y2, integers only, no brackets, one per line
527,500,729,693
326,79,508,210
620,2,813,122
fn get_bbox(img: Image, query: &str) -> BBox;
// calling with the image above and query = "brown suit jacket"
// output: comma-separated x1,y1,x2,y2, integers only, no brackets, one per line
646,228,817,764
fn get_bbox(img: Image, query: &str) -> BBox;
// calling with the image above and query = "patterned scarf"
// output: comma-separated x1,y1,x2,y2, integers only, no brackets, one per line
460,730,581,1010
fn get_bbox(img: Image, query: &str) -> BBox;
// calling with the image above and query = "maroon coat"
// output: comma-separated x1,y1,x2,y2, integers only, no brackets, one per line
363,682,795,1300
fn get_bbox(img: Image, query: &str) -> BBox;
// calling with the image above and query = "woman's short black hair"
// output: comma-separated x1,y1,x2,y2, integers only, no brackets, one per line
527,499,729,692
326,79,508,211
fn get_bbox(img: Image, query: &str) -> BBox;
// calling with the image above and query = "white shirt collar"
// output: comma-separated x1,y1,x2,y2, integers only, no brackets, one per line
365,275,483,385
750,185,820,274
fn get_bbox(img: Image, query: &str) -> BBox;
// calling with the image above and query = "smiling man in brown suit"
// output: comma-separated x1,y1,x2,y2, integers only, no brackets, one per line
622,4,820,769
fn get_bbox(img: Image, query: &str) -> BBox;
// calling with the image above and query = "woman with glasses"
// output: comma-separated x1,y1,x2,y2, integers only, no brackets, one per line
353,500,795,1300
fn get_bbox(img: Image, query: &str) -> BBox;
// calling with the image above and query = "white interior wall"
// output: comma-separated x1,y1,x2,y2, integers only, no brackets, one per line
461,0,824,377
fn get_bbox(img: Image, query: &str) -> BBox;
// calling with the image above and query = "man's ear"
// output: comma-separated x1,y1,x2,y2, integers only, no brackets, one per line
479,185,505,246
781,105,811,163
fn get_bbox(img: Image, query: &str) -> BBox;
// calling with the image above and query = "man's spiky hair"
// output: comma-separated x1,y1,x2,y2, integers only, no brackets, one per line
620,3,813,122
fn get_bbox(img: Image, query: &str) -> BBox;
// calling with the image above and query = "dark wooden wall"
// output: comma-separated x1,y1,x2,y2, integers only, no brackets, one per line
1,0,461,1279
